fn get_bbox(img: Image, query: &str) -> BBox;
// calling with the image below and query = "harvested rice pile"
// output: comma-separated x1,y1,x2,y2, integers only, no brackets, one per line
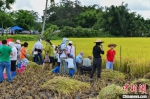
41,76,90,95
101,69,125,84
131,79,150,95
98,84,126,99
26,61,42,70
143,72,150,79
132,79,150,86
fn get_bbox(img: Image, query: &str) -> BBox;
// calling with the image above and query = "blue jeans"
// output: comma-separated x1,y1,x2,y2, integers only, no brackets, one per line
106,61,113,70
35,53,43,65
0,62,12,82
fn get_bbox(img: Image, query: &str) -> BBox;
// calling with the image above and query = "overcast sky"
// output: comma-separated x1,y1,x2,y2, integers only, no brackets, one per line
11,0,150,19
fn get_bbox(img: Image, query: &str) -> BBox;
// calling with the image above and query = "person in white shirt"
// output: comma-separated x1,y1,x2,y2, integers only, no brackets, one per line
64,54,75,77
15,40,21,64
32,39,43,65
8,42,17,78
80,56,92,75
60,47,68,74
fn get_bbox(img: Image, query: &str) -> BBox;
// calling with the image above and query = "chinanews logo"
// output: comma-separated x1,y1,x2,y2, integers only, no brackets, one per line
121,83,149,99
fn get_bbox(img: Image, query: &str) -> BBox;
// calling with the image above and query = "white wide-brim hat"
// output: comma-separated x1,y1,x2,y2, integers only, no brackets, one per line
68,41,73,44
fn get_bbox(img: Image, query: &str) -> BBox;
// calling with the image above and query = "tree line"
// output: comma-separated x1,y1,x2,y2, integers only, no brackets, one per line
0,0,42,31
0,0,150,37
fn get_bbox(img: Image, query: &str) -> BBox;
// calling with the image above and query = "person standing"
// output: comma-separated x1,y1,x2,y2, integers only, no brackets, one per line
0,40,13,83
90,39,104,79
20,42,29,66
106,43,117,70
15,40,22,67
42,39,55,70
8,42,17,78
67,41,75,57
32,39,43,65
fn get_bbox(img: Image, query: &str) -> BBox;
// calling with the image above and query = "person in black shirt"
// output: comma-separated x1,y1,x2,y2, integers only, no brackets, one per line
90,39,104,79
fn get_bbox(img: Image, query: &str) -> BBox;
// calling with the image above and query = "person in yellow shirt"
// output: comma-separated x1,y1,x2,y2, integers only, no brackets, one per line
42,39,54,70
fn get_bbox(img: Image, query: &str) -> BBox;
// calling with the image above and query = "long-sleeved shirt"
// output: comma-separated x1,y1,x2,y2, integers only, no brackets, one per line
67,45,75,56
76,54,83,64
44,44,54,57
93,45,104,58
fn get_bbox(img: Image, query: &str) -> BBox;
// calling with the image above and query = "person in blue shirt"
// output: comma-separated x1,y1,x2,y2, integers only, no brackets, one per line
76,52,84,69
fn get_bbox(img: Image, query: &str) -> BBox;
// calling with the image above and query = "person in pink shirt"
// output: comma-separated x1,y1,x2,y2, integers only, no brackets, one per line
67,41,75,57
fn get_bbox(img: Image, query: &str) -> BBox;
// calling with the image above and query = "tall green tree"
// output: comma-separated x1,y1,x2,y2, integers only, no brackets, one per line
0,11,14,28
0,0,15,11
13,10,38,30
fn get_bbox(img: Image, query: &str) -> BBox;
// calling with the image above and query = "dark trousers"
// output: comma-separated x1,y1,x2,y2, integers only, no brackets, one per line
80,66,92,75
76,62,82,69
35,53,43,65
11,60,17,71
90,58,102,78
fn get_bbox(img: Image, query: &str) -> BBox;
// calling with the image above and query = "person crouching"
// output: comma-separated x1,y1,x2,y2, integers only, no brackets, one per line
80,56,92,75
63,54,75,77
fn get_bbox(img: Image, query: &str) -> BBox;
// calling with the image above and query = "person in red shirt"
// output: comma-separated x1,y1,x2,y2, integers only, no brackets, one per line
106,43,117,70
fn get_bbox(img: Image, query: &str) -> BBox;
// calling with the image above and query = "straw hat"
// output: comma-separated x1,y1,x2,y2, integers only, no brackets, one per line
108,43,117,47
94,39,104,43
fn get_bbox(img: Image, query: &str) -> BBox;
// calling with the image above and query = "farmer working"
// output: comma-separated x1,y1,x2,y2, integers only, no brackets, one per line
32,39,43,65
80,56,92,75
90,39,104,79
0,40,13,83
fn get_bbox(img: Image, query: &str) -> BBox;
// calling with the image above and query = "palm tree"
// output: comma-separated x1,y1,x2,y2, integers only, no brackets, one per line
40,0,55,38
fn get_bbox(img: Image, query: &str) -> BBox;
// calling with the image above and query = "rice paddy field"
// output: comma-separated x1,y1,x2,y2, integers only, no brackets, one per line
0,37,150,99
27,38,150,78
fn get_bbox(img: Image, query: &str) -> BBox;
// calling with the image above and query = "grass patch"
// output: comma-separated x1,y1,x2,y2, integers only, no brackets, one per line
101,69,125,84
41,76,90,95
98,84,126,99
0,35,39,41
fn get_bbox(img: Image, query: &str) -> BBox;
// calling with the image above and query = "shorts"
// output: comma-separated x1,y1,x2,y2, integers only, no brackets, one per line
44,56,55,63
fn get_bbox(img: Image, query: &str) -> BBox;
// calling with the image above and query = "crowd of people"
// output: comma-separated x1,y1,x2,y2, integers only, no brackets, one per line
0,37,117,83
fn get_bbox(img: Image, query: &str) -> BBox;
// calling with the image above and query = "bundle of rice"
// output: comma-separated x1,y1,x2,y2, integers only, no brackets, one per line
98,84,126,99
101,69,125,83
41,76,90,95
132,79,150,87
143,72,150,79
27,62,42,70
